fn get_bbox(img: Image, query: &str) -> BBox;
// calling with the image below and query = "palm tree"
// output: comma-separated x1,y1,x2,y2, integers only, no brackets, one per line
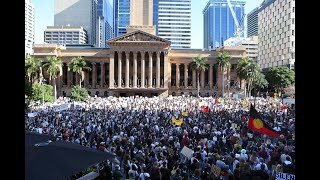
68,56,92,88
43,56,62,100
236,57,250,97
25,56,42,84
216,52,231,97
190,56,209,97
246,61,261,97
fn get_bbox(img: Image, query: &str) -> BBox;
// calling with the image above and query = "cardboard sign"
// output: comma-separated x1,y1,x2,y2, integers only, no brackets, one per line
211,164,221,177
180,146,193,159
276,172,295,180
231,123,238,128
167,147,174,155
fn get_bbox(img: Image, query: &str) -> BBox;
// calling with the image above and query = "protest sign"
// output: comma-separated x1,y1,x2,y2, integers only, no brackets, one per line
276,172,295,180
180,146,193,159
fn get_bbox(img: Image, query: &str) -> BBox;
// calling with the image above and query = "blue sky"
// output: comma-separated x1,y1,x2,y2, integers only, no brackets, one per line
33,0,263,48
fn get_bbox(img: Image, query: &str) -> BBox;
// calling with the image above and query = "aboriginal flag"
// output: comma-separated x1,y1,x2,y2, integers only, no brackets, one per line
248,104,282,138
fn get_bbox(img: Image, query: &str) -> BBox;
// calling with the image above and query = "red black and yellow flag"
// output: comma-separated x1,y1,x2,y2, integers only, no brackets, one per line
248,104,282,138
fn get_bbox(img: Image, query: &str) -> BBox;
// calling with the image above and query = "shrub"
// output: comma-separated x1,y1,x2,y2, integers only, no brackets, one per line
31,83,54,103
70,85,89,102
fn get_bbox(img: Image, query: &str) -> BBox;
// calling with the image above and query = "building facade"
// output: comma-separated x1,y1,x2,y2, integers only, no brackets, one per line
258,0,295,70
97,0,114,48
25,0,35,56
247,7,259,37
113,0,130,37
44,26,88,45
54,0,98,46
203,0,245,50
32,0,246,98
235,36,258,61
158,0,191,49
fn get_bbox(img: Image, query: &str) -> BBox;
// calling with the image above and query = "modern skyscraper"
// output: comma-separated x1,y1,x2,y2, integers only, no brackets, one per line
25,0,35,56
158,0,191,49
97,0,114,48
258,0,295,70
54,0,98,46
113,0,130,37
44,26,88,45
203,0,245,50
247,7,259,37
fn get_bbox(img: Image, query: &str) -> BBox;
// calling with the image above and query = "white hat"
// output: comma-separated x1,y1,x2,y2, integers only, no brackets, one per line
235,154,240,159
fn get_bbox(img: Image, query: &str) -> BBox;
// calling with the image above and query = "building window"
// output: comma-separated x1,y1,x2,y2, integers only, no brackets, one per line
292,30,294,36
292,7,295,12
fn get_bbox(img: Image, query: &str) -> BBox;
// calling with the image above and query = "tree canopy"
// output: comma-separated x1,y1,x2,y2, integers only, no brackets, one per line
265,66,295,91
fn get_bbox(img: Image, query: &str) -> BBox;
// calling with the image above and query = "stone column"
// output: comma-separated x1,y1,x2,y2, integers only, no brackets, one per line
109,51,114,88
70,71,73,87
201,70,205,88
141,51,145,88
164,52,169,88
101,62,105,87
184,63,188,88
176,63,180,87
118,52,122,87
84,71,89,87
148,51,153,88
92,62,97,88
75,73,79,86
209,64,213,88
133,52,137,88
156,51,161,88
125,52,130,88
192,69,196,88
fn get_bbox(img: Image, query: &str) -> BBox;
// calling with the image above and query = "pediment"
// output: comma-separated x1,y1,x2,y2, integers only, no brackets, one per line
107,30,171,44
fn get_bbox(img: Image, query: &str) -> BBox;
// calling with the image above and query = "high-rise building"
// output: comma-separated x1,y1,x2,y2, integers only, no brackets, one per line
113,0,130,37
54,0,98,46
44,26,88,45
97,0,114,48
258,0,295,70
25,0,35,56
158,0,191,49
203,0,245,50
235,36,258,61
113,0,159,37
247,7,259,37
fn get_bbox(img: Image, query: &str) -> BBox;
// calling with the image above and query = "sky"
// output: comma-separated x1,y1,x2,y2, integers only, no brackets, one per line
33,0,263,49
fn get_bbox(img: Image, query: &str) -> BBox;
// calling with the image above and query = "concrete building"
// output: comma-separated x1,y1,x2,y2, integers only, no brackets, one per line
203,0,246,50
235,36,258,61
25,0,35,56
97,0,114,48
258,0,295,70
33,0,246,98
158,0,191,49
44,26,88,45
54,0,98,46
247,7,259,37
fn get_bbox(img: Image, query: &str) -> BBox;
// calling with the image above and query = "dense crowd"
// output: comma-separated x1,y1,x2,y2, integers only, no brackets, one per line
25,95,295,180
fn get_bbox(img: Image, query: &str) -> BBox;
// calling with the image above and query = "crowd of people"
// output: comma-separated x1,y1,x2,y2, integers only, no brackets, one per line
25,95,295,180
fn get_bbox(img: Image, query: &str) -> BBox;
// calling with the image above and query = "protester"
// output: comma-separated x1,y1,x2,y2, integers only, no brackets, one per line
25,95,295,179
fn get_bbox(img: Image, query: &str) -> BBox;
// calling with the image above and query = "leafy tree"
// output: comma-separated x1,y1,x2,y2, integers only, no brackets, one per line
68,57,92,88
265,66,295,92
253,72,269,96
31,83,54,103
216,52,231,97
25,78,33,97
25,56,42,84
70,85,89,102
190,56,209,97
43,56,62,100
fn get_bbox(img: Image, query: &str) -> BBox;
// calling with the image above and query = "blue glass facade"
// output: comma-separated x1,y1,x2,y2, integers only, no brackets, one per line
97,0,113,47
113,0,130,37
153,0,159,35
203,0,245,49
